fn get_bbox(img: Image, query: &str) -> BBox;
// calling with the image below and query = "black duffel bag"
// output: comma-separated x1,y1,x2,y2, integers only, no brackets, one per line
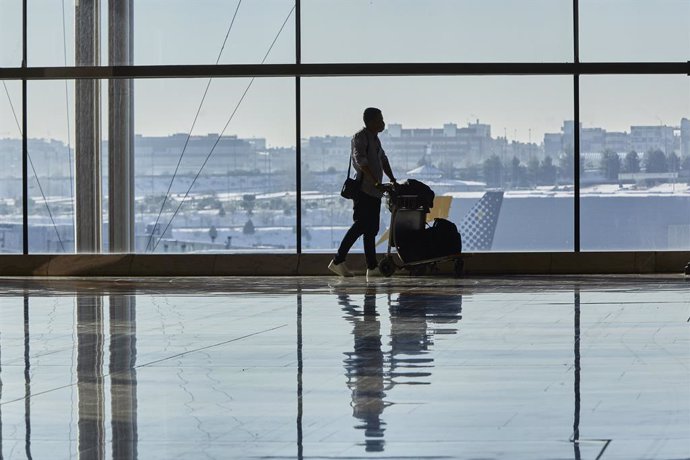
427,218,462,258
397,218,462,262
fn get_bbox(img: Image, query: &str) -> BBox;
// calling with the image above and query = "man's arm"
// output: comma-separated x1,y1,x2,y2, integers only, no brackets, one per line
382,156,396,183
360,164,379,184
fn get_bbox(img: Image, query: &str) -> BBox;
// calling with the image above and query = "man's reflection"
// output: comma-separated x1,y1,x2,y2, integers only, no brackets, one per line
341,288,388,452
339,287,463,453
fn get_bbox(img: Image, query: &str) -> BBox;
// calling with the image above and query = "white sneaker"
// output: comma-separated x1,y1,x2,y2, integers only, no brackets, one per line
366,267,383,280
328,260,354,277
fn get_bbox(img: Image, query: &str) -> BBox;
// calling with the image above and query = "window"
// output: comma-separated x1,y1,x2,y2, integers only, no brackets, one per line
303,0,573,63
580,0,690,62
580,75,690,250
0,80,22,252
0,0,22,67
134,78,296,253
28,0,80,67
302,76,574,252
134,0,295,65
2,0,688,255
27,80,80,253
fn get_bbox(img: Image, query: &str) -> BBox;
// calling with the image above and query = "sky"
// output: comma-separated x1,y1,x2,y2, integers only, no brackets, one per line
1,0,689,147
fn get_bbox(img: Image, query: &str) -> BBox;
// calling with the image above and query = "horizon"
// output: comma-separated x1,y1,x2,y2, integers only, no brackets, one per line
1,116,688,150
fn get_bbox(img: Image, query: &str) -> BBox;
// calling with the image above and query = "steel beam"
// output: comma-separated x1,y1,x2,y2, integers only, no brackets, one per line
1,62,688,81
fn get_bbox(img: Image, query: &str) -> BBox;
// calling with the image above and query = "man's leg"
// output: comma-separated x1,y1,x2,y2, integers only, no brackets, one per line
362,195,381,270
334,221,364,264
334,193,368,264
363,231,378,269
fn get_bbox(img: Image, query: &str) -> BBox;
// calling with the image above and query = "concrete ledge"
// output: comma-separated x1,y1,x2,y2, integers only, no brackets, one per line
0,252,688,276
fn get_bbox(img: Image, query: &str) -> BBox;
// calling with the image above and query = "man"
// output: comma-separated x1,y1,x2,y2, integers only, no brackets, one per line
329,107,397,278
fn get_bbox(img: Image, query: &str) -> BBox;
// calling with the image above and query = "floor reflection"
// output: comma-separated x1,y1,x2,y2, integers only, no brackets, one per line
109,295,138,460
23,295,31,460
573,288,582,460
340,288,389,452
6,295,140,460
338,286,463,453
77,295,106,459
78,295,139,460
0,277,687,459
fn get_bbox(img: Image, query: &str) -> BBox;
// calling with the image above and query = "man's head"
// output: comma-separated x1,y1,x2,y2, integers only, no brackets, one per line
363,107,385,133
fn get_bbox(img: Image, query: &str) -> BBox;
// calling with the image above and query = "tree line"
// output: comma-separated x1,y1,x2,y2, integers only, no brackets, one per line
456,149,690,188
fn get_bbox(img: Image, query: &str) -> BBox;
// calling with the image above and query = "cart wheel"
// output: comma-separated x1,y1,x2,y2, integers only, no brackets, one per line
453,259,464,277
378,256,396,277
410,264,427,276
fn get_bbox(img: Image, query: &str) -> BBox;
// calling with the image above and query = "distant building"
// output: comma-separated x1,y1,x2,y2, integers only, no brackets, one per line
134,133,266,175
380,120,498,170
630,125,676,154
604,131,630,153
681,118,690,158
546,120,683,157
301,135,351,172
301,121,507,173
543,133,563,157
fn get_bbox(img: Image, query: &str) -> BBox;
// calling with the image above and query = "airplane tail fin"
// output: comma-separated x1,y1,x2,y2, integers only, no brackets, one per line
459,191,504,251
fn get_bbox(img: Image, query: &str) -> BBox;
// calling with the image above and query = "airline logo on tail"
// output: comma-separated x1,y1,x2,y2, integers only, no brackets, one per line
459,191,504,251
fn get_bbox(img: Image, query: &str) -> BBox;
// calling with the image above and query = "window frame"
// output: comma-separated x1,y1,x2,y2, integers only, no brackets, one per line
1,0,688,254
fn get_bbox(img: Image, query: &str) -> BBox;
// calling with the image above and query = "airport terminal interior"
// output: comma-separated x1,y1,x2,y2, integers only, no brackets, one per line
1,1,689,459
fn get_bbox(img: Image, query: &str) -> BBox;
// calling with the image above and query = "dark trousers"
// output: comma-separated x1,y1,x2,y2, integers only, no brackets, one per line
334,192,381,269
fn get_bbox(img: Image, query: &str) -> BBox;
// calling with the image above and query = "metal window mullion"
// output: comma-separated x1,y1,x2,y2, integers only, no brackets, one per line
21,0,28,254
2,62,689,80
295,0,302,255
573,0,581,253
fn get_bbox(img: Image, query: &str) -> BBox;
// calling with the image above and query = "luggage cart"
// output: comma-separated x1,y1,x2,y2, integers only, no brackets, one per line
378,183,464,277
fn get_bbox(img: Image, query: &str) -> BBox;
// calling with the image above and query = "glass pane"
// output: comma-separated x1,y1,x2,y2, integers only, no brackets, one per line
0,0,22,66
303,0,573,63
135,78,295,253
27,80,79,253
580,0,690,62
302,76,574,254
134,0,295,65
28,0,79,67
28,1,295,67
581,75,690,251
0,80,22,252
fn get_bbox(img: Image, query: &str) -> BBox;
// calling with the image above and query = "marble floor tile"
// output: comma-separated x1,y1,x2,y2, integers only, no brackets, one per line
0,275,688,459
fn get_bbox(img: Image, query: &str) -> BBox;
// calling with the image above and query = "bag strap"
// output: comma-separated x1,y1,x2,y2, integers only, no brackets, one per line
347,131,369,179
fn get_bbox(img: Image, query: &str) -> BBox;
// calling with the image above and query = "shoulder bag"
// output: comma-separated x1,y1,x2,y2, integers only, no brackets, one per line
340,156,360,200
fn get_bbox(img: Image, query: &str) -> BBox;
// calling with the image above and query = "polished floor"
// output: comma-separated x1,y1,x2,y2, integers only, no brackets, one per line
0,276,688,460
